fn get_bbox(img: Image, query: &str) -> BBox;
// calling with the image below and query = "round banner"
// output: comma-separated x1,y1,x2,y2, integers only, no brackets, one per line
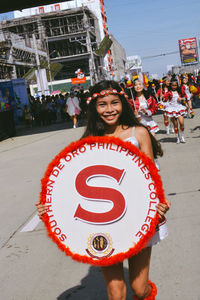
40,136,165,266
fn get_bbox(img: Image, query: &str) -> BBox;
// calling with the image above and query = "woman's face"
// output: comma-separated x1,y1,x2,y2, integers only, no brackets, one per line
96,94,122,126
183,77,188,84
171,82,178,91
165,78,170,86
134,80,144,93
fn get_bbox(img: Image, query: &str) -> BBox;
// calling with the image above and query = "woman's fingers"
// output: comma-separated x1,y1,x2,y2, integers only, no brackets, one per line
156,203,169,212
35,202,48,219
165,199,171,209
156,203,169,220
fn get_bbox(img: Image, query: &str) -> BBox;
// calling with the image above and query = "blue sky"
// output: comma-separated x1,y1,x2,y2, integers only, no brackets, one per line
105,0,200,75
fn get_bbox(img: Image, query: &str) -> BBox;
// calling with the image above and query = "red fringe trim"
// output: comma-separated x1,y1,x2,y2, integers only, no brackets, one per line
146,280,157,300
132,280,157,300
40,136,166,266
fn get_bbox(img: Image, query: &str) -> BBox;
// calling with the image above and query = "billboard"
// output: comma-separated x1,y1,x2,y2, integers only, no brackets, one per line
126,56,142,71
178,38,198,65
95,35,113,57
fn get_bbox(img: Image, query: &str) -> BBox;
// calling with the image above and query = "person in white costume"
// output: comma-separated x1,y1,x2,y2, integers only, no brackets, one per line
65,91,81,128
180,75,194,118
164,78,187,144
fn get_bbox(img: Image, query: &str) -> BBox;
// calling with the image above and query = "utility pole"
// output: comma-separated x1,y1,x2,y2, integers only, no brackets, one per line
82,7,98,85
32,33,45,95
45,38,53,94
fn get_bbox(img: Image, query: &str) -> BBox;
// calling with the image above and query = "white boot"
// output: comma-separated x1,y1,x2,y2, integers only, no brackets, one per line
180,131,186,143
176,133,180,144
170,125,175,134
166,126,170,134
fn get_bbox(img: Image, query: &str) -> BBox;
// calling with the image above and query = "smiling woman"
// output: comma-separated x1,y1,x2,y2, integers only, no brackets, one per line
36,80,170,300
80,80,170,299
96,94,122,127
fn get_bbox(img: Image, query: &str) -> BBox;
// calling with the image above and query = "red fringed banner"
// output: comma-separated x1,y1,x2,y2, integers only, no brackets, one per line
40,136,165,266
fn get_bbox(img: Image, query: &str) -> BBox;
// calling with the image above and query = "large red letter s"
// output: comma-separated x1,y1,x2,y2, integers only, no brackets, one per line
74,165,126,224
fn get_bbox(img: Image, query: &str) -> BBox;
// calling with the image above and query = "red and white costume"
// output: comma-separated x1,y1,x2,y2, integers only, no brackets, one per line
163,91,187,118
156,86,169,98
181,85,192,101
156,87,170,112
134,96,159,133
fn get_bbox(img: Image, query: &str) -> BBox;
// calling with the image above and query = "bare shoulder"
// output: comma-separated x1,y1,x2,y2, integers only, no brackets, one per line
135,126,154,159
118,126,133,140
135,126,150,139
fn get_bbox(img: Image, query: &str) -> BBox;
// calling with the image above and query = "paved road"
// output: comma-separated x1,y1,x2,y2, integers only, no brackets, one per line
0,110,200,300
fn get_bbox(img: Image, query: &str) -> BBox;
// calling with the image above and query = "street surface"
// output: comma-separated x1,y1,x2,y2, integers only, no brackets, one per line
0,110,200,300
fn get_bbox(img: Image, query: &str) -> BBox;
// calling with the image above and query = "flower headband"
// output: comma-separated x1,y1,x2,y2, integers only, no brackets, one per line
86,89,128,104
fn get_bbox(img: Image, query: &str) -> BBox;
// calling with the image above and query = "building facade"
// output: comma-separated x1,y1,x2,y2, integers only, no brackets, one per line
0,0,114,75
0,7,103,84
109,34,126,81
0,1,126,86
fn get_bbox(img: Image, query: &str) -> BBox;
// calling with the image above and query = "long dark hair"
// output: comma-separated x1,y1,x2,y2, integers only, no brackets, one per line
124,79,154,100
82,80,163,158
169,76,181,94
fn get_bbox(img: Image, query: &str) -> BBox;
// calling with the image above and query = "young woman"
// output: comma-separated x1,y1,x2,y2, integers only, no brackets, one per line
131,79,159,136
164,79,187,143
65,91,81,128
180,75,194,118
156,76,174,134
36,80,170,300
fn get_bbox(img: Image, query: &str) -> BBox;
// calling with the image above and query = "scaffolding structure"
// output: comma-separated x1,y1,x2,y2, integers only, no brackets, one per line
0,26,47,80
0,7,102,83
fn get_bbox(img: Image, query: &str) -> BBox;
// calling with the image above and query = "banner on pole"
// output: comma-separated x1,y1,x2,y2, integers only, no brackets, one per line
178,37,198,65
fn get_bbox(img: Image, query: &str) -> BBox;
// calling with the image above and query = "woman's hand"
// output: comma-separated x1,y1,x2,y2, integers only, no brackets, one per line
156,199,171,221
140,108,148,115
178,97,184,102
35,201,48,219
134,110,139,118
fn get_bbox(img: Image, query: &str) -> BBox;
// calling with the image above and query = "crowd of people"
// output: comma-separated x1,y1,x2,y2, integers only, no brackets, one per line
121,72,200,144
25,71,200,146
26,89,89,128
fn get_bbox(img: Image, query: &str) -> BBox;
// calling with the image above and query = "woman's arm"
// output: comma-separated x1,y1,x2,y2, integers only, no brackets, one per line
135,126,171,220
135,126,154,160
163,91,172,102
145,97,158,115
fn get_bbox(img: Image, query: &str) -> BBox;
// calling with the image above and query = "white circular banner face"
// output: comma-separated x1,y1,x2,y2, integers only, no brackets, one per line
41,136,165,266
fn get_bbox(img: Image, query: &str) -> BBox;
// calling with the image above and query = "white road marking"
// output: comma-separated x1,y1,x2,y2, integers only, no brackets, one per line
20,214,41,232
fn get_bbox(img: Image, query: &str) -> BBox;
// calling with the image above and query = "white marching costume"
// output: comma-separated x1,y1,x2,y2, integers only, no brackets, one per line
183,85,193,101
164,91,187,118
157,87,170,111
66,96,81,116
125,127,168,246
138,99,159,134
134,96,159,134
